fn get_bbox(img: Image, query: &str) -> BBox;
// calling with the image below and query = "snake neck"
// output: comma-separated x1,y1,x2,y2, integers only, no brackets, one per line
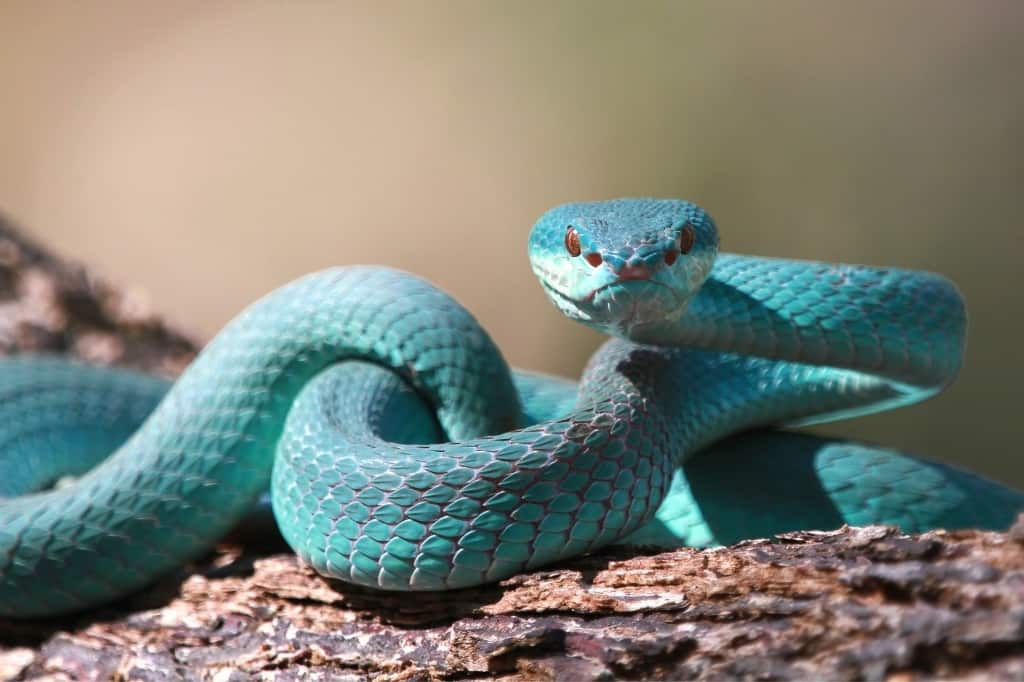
646,255,966,391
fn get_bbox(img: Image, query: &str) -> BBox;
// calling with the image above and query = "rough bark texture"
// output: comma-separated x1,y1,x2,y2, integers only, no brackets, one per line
0,214,198,376
1,214,1023,681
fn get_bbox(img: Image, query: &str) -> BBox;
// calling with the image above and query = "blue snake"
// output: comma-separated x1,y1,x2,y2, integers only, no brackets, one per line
1,198,1020,618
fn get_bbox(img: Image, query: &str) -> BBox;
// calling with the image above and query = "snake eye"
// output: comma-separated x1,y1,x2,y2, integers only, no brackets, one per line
678,223,696,255
565,226,582,257
664,223,695,265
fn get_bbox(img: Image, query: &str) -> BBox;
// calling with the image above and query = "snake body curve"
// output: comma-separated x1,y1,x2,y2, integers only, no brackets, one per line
1,198,1021,618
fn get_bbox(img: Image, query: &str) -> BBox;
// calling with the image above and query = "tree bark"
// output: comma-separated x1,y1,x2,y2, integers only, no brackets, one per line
1,213,1022,681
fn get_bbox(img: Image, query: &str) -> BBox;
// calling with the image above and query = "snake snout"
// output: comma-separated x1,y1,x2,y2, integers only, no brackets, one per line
615,262,653,281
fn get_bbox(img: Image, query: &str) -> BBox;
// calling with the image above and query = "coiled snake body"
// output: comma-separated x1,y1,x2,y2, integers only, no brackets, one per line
1,198,1020,618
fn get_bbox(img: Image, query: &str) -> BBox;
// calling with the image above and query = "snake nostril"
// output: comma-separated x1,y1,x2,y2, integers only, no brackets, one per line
664,249,678,266
585,252,603,268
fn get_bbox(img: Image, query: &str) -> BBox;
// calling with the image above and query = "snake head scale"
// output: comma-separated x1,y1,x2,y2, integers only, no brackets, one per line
528,198,719,339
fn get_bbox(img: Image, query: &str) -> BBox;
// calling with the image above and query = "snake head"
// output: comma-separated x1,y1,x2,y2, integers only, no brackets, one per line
528,198,718,339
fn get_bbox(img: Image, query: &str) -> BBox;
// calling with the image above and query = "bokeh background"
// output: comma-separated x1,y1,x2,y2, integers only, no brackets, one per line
1,1,1021,487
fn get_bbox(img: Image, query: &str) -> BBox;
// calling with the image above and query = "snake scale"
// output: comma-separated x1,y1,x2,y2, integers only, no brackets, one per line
1,198,1021,618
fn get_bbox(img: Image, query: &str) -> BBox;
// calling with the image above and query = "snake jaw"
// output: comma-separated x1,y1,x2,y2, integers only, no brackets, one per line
539,278,597,323
586,276,665,302
538,273,685,339
587,279,690,338
533,254,692,337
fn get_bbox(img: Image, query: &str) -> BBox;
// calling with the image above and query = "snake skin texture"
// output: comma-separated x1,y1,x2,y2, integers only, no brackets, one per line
1,198,1021,618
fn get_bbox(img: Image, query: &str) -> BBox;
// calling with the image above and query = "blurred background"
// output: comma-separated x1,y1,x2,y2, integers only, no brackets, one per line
0,1,1021,487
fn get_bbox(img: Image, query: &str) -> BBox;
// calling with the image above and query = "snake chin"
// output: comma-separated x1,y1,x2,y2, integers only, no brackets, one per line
543,278,687,338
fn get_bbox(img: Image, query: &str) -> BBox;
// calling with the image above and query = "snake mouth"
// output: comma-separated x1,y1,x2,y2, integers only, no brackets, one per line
585,278,669,303
539,275,685,335
540,280,595,320
584,279,689,338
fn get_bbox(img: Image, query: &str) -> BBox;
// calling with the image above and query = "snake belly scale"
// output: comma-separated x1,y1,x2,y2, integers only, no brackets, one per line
1,198,1021,618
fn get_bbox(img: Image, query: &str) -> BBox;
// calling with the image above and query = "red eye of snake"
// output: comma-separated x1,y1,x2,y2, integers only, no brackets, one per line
664,224,695,265
678,223,696,255
565,226,582,257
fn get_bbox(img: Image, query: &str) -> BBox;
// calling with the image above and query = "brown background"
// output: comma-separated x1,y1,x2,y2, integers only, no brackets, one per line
1,2,1021,487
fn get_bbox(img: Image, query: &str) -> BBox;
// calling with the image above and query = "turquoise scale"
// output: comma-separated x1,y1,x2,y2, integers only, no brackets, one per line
1,198,1021,618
